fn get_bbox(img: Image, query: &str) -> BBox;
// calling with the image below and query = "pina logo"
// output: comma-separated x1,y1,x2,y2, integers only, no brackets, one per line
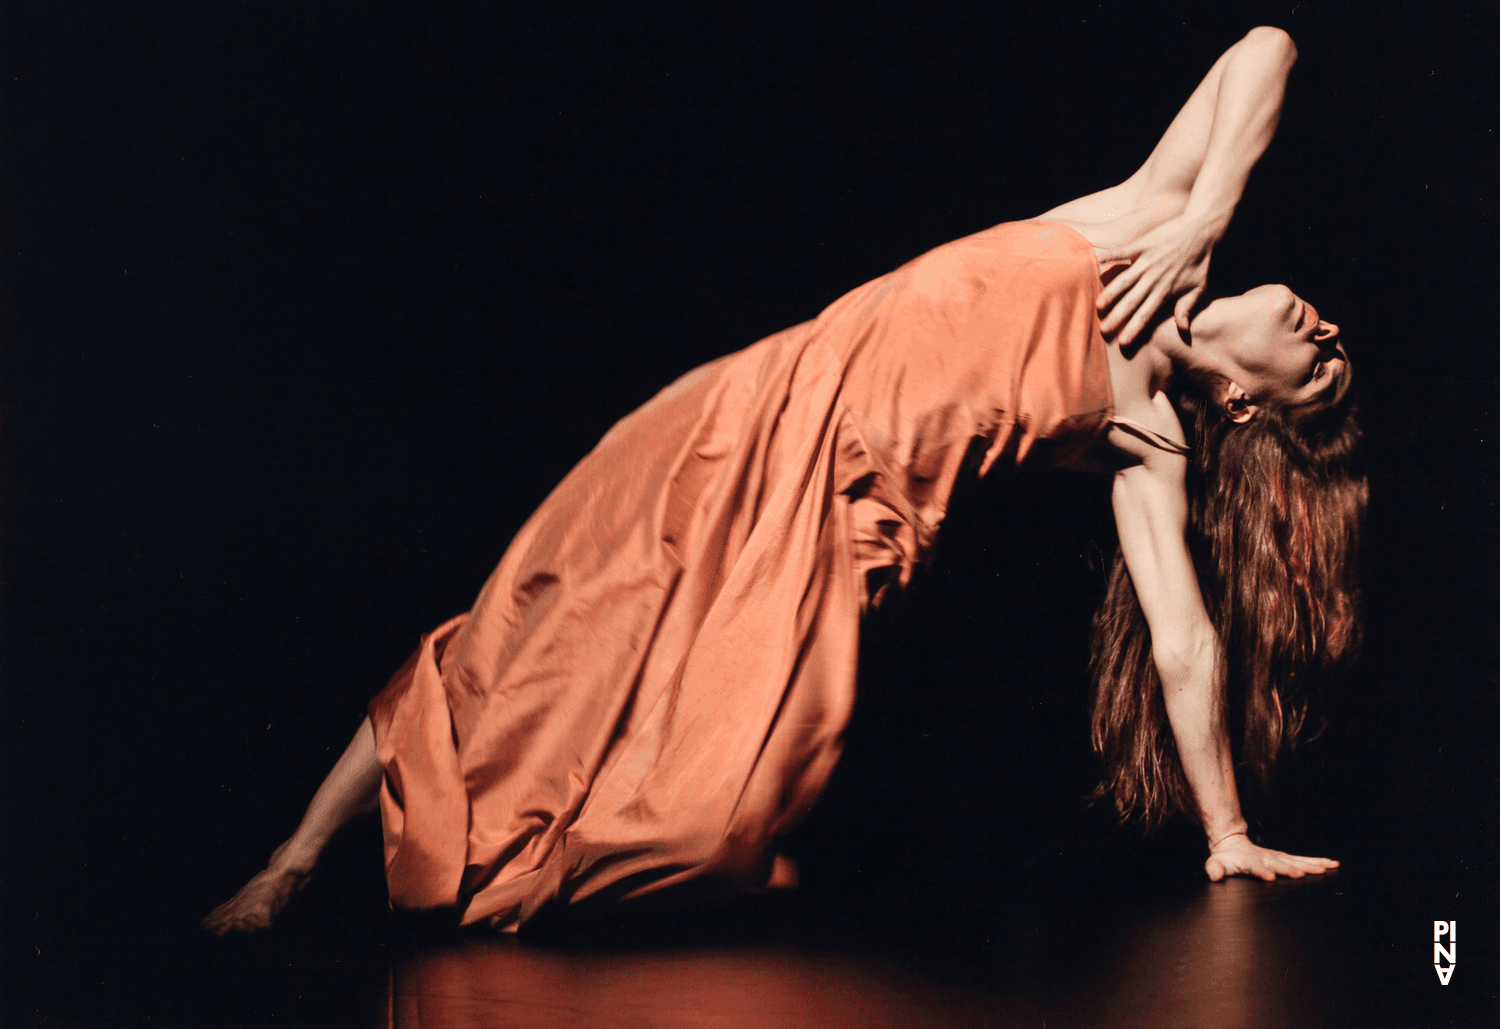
1433,921,1457,985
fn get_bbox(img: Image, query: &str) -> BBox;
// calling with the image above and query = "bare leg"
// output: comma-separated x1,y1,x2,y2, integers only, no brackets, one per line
202,716,383,935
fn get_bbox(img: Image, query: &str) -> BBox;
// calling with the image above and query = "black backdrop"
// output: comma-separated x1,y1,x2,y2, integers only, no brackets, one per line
4,2,1496,1026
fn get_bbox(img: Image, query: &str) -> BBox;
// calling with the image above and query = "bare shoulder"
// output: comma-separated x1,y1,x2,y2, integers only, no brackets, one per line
1105,392,1190,476
1035,178,1145,232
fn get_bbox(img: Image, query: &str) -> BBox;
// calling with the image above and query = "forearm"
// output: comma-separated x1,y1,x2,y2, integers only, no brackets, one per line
1157,637,1247,846
1181,27,1297,234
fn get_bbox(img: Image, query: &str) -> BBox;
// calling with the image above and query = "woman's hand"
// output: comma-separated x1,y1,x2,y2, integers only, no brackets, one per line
1204,832,1340,882
1095,213,1223,348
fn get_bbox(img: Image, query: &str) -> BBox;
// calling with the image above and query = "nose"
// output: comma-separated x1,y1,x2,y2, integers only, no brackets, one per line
1314,320,1339,342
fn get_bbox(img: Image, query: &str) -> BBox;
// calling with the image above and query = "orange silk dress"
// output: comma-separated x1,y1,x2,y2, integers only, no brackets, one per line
367,219,1114,931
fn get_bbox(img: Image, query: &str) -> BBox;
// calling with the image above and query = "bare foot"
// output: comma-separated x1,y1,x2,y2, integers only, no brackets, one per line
201,841,314,936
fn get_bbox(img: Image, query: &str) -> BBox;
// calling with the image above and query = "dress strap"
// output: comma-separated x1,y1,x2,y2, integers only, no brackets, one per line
1109,414,1192,456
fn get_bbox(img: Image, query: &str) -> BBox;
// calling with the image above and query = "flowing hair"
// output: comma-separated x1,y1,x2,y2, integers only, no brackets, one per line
1089,381,1367,830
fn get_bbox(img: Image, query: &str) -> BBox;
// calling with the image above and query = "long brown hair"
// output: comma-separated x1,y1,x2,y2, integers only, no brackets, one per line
1089,383,1367,830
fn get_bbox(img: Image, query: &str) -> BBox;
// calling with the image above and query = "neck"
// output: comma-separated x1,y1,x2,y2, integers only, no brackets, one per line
1144,317,1214,395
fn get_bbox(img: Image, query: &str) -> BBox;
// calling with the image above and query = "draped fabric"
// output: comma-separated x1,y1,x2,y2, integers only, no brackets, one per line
368,220,1114,931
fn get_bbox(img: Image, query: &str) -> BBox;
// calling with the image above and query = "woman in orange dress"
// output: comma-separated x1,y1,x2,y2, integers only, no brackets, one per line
206,27,1361,935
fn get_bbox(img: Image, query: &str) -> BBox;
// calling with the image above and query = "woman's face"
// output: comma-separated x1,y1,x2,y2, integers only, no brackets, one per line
1191,285,1351,409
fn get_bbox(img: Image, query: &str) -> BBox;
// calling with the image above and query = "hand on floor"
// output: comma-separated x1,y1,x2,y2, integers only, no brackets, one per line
1205,834,1339,882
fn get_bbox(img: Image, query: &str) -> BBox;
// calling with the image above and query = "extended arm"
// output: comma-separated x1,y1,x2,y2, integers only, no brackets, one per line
1122,26,1296,226
1109,434,1338,880
1043,27,1299,345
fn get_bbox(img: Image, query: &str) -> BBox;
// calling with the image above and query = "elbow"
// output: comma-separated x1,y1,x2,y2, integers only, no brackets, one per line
1151,625,1219,689
1243,25,1298,66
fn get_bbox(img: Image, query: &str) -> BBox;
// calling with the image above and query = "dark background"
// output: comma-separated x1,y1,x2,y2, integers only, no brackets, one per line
3,1,1495,1026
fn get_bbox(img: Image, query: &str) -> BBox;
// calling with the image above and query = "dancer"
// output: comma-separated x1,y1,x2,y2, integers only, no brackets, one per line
205,26,1359,936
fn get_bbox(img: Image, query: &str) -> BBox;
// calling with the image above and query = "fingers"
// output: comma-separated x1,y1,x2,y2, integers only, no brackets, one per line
1266,850,1338,870
1097,261,1146,318
1097,253,1210,346
1281,854,1340,873
1101,259,1180,345
1099,273,1153,341
1114,277,1173,348
1094,246,1132,271
1174,287,1204,333
1205,847,1341,883
1118,290,1164,347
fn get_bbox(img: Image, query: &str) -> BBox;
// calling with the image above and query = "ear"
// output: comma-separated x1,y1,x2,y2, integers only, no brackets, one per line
1222,382,1259,424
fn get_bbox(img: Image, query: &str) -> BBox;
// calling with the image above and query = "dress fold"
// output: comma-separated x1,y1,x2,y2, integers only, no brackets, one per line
369,219,1114,930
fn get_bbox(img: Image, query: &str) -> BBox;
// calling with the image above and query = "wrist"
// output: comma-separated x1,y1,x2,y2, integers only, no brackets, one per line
1207,825,1250,851
1179,203,1232,242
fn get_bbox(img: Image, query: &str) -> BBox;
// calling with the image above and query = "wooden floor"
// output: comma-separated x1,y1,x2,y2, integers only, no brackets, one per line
376,873,1477,1029
10,839,1493,1028
388,941,1014,1029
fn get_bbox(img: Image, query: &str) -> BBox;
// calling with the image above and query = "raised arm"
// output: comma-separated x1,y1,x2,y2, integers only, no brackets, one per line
1042,27,1299,346
1108,427,1338,880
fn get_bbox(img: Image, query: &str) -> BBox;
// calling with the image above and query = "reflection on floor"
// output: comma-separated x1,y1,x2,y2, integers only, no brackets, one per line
15,839,1493,1028
1077,877,1319,1029
390,939,1013,1029
384,877,1342,1029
